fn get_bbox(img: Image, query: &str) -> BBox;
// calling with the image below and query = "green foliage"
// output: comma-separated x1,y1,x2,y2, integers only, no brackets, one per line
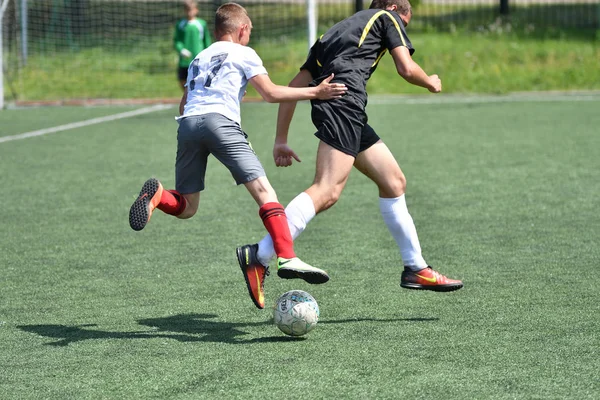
1,97,599,398
254,32,600,96
6,32,599,103
4,1,599,103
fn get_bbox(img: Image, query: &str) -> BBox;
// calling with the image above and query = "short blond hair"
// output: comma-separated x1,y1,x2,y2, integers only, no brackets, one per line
215,2,250,37
183,0,198,12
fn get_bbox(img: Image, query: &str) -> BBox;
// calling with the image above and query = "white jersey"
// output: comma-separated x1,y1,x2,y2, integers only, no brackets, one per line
182,41,267,124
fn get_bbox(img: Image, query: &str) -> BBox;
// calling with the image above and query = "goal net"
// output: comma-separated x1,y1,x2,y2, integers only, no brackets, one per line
1,0,355,105
2,0,598,105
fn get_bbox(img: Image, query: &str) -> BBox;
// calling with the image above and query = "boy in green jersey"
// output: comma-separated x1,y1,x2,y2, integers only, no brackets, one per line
173,0,212,90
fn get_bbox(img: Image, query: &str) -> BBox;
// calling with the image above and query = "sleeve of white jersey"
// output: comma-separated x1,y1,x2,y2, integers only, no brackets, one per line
242,48,268,80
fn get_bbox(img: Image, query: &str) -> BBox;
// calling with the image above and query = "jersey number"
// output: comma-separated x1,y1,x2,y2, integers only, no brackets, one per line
189,53,228,90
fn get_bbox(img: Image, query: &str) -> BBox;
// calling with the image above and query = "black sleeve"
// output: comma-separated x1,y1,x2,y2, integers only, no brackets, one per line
382,12,415,55
300,39,322,77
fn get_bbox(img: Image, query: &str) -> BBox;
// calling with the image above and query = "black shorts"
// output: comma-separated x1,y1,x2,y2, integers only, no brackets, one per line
178,66,188,81
310,96,380,157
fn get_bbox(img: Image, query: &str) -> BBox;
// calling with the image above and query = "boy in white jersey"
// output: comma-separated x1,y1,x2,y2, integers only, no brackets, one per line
128,2,347,310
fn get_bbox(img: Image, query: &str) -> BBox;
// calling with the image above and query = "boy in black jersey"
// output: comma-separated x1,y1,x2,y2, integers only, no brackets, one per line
238,0,463,292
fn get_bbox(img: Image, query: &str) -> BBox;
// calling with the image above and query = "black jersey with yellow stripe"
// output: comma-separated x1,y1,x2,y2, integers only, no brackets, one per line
301,8,414,100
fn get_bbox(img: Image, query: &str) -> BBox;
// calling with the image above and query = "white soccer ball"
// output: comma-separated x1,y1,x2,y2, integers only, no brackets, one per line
273,290,320,337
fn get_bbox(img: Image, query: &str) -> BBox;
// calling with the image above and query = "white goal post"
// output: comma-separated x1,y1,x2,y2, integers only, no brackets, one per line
1,0,328,107
0,0,10,109
307,0,317,51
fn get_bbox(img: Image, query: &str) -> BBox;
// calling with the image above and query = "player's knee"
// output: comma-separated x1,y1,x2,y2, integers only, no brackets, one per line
396,173,407,193
177,210,194,219
308,182,343,212
380,173,406,198
310,188,341,213
179,213,193,219
177,202,198,219
322,188,342,210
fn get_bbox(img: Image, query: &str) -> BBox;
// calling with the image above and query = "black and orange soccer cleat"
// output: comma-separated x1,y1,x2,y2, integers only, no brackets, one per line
236,244,270,309
400,266,463,292
129,178,163,231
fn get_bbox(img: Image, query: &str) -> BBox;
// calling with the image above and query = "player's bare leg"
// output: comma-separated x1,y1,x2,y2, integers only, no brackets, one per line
255,141,355,272
177,192,199,219
304,141,355,213
275,142,358,282
354,141,463,292
255,141,354,264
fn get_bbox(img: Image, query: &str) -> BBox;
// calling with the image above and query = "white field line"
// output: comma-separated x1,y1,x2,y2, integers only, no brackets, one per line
2,93,598,145
0,104,173,144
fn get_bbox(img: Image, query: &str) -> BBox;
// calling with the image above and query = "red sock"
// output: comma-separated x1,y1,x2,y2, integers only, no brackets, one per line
157,190,187,216
259,202,295,259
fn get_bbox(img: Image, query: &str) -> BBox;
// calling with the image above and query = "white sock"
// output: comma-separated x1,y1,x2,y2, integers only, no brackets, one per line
257,192,316,266
379,195,427,270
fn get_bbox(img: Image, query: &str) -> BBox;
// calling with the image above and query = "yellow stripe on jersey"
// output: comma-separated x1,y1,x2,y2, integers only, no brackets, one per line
315,35,324,67
358,10,406,48
372,49,387,67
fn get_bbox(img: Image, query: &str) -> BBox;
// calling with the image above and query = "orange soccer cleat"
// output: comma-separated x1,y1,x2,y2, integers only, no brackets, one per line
129,178,164,231
401,266,463,292
236,244,269,309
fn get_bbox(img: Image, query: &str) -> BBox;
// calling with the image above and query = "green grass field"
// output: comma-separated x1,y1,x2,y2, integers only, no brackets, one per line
1,95,599,399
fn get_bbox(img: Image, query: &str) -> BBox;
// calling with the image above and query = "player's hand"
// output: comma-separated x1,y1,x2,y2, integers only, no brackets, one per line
315,73,347,100
180,49,193,58
428,74,442,93
273,143,301,167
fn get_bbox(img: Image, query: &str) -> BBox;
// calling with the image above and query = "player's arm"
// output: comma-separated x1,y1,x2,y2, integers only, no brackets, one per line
248,73,346,103
390,46,441,93
173,23,184,52
275,69,313,144
179,87,187,115
273,69,314,167
174,23,193,58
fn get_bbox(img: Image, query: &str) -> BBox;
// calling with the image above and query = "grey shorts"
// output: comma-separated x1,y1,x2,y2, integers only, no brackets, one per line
175,113,266,193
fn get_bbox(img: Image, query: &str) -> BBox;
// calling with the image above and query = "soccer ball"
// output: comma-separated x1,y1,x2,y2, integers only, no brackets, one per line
273,290,319,337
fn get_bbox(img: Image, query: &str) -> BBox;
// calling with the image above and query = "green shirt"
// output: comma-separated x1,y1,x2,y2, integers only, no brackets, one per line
173,18,212,68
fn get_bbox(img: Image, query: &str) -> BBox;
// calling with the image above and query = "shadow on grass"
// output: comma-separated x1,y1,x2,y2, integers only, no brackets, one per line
16,323,203,347
17,313,266,346
17,313,437,346
248,316,439,343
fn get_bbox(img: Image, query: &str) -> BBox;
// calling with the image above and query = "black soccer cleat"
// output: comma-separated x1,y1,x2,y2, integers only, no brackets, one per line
129,178,163,231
